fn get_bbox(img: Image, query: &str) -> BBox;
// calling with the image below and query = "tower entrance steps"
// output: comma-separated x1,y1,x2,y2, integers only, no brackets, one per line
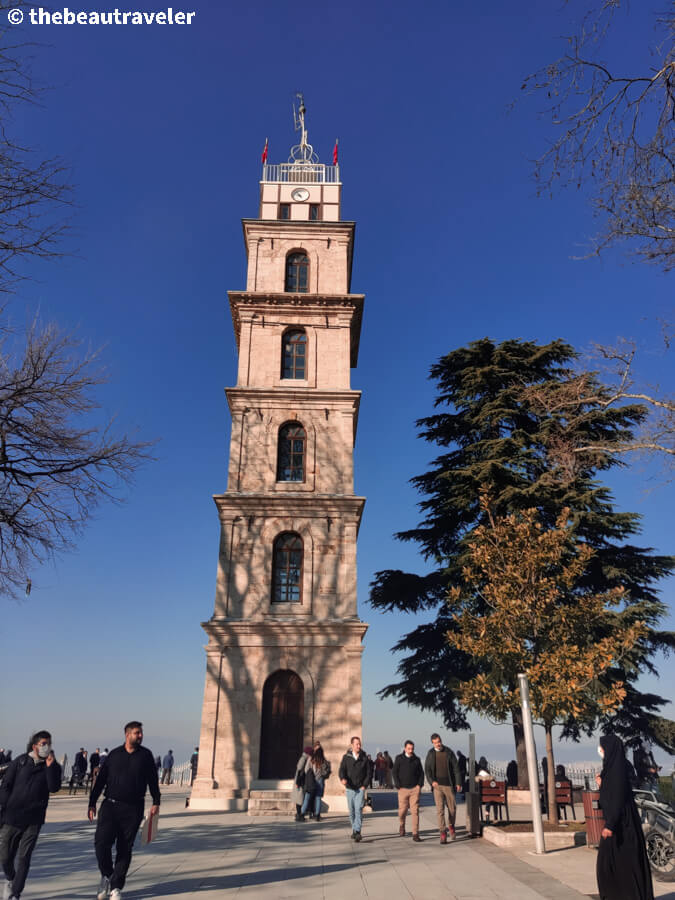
248,780,296,816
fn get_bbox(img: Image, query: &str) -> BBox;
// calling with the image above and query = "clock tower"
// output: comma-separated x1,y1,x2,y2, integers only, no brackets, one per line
190,98,368,812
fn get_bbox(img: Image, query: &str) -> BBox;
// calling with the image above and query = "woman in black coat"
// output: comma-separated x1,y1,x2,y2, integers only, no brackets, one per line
596,734,654,900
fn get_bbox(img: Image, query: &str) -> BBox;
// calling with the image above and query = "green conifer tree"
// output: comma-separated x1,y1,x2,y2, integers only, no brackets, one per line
369,338,673,786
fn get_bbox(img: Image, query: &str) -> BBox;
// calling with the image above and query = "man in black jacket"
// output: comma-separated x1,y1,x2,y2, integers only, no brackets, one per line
424,733,462,844
73,748,88,781
0,729,62,900
392,741,424,842
88,721,160,900
338,736,369,841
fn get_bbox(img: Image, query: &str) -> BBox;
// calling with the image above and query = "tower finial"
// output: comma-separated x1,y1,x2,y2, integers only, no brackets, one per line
290,92,318,165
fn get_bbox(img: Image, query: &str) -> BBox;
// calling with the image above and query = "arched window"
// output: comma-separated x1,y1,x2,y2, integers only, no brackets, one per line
281,329,306,379
285,251,309,293
272,532,303,604
277,422,306,482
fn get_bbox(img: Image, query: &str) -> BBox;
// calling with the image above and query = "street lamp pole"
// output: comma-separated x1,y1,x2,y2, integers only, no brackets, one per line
518,672,546,854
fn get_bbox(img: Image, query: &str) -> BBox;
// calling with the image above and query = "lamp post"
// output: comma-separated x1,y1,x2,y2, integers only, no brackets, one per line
518,672,545,854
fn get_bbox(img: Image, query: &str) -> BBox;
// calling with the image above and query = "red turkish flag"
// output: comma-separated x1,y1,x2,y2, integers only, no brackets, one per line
332,139,338,165
261,138,268,164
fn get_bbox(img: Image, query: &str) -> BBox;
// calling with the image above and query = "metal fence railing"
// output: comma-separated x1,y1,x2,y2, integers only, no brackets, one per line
262,163,340,184
54,756,194,789
168,761,193,786
489,761,601,788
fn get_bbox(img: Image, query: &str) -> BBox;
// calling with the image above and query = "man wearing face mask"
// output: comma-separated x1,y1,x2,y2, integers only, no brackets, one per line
0,730,62,900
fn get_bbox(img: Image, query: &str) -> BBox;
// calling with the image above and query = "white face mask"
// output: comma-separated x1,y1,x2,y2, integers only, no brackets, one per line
597,745,604,759
37,744,51,759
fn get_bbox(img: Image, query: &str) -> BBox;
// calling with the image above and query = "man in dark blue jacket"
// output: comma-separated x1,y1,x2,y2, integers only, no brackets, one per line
161,750,174,785
0,730,62,900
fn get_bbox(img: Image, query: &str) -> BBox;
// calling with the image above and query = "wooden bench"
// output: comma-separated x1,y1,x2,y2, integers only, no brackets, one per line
555,779,575,820
479,779,509,823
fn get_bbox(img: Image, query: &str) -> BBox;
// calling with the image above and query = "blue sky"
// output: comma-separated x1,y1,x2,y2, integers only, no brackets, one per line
1,0,672,768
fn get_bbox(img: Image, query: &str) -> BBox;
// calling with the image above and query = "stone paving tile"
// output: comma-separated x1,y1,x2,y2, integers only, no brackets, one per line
473,841,591,899
11,790,626,899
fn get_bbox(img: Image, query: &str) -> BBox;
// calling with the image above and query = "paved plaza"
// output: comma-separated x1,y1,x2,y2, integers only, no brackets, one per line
21,788,675,899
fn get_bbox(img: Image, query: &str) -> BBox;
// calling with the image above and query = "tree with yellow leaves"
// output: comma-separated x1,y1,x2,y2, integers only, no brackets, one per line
447,495,646,824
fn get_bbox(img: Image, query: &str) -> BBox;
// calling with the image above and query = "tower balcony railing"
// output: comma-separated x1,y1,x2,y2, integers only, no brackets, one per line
262,163,340,184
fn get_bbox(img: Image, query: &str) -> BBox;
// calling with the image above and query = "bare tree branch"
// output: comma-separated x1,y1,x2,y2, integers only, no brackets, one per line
520,328,674,479
0,2,73,292
0,317,155,598
0,13,156,598
523,2,675,269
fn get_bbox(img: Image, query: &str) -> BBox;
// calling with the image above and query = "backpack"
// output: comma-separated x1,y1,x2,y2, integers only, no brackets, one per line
304,767,317,794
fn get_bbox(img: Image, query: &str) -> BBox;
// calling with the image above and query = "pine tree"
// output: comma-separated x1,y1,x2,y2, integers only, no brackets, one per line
369,338,674,786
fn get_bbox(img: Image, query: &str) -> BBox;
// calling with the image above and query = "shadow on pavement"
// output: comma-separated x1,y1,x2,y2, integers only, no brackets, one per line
44,861,383,899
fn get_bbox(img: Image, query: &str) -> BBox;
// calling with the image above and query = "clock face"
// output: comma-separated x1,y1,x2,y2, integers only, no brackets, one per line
291,188,310,202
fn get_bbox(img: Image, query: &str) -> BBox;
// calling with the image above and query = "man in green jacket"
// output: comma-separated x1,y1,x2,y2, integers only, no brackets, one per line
424,733,462,844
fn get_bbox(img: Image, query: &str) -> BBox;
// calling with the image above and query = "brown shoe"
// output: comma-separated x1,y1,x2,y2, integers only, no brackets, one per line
440,830,447,844
399,824,405,837
412,833,422,842
448,825,456,841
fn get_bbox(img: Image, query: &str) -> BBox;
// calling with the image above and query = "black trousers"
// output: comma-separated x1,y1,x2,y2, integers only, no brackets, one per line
0,822,41,897
94,799,143,890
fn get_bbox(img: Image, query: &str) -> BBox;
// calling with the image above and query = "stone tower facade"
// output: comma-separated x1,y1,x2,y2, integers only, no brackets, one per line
190,114,367,811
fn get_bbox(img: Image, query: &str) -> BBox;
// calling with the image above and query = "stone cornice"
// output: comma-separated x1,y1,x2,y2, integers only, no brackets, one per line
202,616,369,646
242,219,356,235
225,387,361,410
228,292,364,368
213,493,365,528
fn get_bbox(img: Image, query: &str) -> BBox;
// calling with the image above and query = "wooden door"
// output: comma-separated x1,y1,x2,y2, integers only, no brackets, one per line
259,670,304,779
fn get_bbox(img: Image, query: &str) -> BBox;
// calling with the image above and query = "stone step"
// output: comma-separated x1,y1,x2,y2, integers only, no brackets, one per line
249,807,296,817
250,779,294,791
247,790,296,816
249,790,292,800
249,798,295,810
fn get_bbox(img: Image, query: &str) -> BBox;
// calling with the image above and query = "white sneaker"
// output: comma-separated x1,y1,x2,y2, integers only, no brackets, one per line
96,875,110,899
110,890,123,900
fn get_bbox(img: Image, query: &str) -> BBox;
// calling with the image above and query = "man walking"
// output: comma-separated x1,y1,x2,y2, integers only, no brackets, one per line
90,748,101,783
88,721,160,900
392,741,424,842
71,747,87,787
0,730,62,900
161,750,174,785
190,747,199,786
74,747,88,775
457,749,468,794
338,737,369,842
424,733,462,844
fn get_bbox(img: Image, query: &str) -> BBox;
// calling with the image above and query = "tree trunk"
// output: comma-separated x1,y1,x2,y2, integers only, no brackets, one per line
512,709,530,789
545,724,558,826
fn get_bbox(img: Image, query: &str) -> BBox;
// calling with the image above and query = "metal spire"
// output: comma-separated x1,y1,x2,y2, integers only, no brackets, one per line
289,92,319,165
